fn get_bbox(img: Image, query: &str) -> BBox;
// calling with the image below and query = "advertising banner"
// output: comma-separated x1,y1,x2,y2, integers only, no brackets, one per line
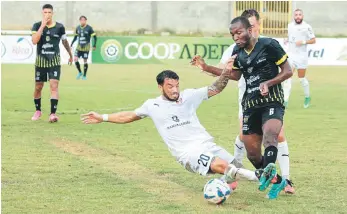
1,36,92,64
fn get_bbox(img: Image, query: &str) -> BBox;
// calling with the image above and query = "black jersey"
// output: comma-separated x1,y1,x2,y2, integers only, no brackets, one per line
232,37,288,110
74,25,95,52
31,22,66,68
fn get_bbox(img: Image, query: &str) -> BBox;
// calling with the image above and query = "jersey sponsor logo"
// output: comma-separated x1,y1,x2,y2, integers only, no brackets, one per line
246,75,260,85
247,86,260,93
256,57,266,64
172,115,180,122
100,39,123,62
41,50,55,55
10,37,34,60
167,120,191,130
42,43,54,49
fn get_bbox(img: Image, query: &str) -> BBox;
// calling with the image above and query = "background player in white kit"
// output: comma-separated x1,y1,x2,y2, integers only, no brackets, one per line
212,9,294,194
81,69,259,188
284,8,316,108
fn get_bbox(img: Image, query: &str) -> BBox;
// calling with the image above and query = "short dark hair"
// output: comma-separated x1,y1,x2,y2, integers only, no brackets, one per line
241,9,260,21
156,70,179,85
79,15,87,20
294,8,303,13
230,16,251,29
42,4,53,10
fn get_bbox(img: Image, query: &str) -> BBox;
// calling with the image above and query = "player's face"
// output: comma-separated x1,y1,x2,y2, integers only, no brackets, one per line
159,78,180,102
248,16,260,38
230,22,252,48
42,8,53,22
80,18,87,26
294,11,304,24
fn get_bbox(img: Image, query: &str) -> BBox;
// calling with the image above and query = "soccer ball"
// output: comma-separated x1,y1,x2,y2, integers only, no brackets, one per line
203,178,231,205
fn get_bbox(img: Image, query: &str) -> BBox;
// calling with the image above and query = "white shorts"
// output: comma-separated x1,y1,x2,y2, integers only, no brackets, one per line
238,76,246,119
288,56,308,70
178,141,235,176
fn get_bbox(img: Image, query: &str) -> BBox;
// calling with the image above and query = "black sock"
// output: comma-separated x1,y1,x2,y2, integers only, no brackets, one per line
83,63,88,76
75,61,82,73
50,99,58,114
250,156,264,169
34,98,41,111
263,146,278,168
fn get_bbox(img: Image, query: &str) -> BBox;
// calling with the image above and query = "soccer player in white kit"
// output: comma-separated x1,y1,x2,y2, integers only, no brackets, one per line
81,69,259,187
284,8,316,108
206,9,295,194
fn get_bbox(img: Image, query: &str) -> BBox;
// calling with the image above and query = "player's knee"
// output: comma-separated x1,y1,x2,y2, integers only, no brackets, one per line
262,130,278,147
35,83,44,92
278,134,286,142
246,153,261,163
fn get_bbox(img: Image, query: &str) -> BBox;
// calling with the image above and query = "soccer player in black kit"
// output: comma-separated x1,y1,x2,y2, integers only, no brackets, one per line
31,4,73,122
71,15,97,80
191,16,293,199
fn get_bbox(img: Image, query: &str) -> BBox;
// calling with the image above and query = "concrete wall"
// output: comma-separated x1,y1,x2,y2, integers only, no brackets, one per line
1,1,346,36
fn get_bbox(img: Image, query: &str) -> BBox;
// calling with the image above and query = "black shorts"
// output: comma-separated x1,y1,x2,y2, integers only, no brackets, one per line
35,66,61,82
74,50,89,59
242,103,285,135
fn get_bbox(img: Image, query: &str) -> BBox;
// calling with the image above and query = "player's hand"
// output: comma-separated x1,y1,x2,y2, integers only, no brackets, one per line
81,111,103,124
41,14,49,27
225,54,237,70
190,55,208,71
68,57,73,65
259,81,269,96
296,40,304,46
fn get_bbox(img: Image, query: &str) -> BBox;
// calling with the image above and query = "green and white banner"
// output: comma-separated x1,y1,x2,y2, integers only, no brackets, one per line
93,36,233,64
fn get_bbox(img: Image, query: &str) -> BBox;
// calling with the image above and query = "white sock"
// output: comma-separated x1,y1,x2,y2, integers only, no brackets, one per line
234,135,245,164
283,78,292,102
225,164,258,182
299,77,310,97
277,141,290,180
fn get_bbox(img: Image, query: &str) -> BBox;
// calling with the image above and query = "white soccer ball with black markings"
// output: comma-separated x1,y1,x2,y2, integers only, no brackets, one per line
203,178,231,205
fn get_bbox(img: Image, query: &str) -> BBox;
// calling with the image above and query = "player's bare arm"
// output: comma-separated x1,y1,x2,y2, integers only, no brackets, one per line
296,37,316,46
191,55,241,80
81,111,142,124
260,61,293,96
62,39,73,65
32,15,48,44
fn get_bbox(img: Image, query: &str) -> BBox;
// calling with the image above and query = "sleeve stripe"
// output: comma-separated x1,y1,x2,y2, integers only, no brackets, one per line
31,31,37,35
276,54,288,65
91,33,96,36
232,66,239,70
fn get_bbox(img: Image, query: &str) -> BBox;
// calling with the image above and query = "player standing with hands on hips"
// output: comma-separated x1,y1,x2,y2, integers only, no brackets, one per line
31,4,73,122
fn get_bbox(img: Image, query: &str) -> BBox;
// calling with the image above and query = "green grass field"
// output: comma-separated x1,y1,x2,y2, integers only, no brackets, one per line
2,63,347,213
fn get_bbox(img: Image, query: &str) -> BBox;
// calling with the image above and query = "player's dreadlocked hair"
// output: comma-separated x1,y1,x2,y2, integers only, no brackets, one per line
42,4,53,10
156,70,179,85
230,16,252,29
241,9,260,21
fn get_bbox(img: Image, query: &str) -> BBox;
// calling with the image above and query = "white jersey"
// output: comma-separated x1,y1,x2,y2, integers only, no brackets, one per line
288,21,315,58
134,87,213,159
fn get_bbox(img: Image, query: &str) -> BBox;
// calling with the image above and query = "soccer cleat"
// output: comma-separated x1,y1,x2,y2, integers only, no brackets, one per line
284,179,295,194
31,110,42,121
304,97,311,108
82,76,87,80
49,114,59,123
76,72,83,80
258,163,277,191
267,178,287,199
